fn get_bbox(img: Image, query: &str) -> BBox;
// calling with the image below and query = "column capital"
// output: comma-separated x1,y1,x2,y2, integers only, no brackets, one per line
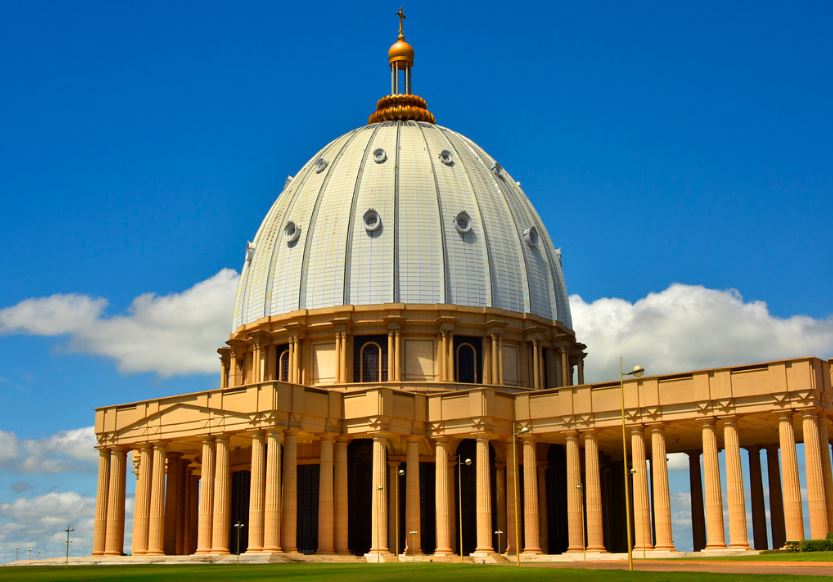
773,410,794,421
200,436,215,445
629,425,645,435
699,417,717,428
564,431,579,442
318,432,337,442
335,434,350,444
266,429,284,442
719,415,739,426
800,410,821,420
249,429,265,439
646,422,666,433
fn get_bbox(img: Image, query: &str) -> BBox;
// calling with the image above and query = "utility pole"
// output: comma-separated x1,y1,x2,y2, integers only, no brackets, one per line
64,525,75,567
27,547,32,561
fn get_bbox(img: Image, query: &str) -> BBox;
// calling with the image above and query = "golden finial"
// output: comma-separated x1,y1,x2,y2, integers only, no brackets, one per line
396,7,406,39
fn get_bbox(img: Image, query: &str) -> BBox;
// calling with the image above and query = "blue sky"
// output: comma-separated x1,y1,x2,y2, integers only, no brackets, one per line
0,0,831,560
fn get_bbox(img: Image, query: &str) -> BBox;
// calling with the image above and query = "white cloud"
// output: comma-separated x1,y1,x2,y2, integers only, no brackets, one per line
0,427,97,474
570,283,833,383
667,452,689,471
0,269,239,377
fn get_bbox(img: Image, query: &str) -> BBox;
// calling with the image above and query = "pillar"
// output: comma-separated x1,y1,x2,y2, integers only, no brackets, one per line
802,412,829,538
179,465,191,555
439,332,448,382
721,418,748,548
405,438,422,554
765,445,787,548
281,430,298,552
370,436,389,553
482,337,492,384
387,331,395,382
147,444,167,555
536,461,548,553
490,334,498,385
819,417,833,534
583,432,604,552
778,413,805,542
506,440,519,554
560,348,569,387
447,333,455,382
531,341,540,389
220,353,229,389
196,438,215,553
566,433,583,552
263,431,282,552
248,431,266,552
448,457,457,553
335,332,342,383
318,436,335,553
578,358,585,385
211,436,231,553
92,448,110,555
163,454,181,555
103,448,127,556
334,437,349,554
475,436,493,552
497,336,504,385
701,420,726,548
394,331,401,381
747,446,769,550
495,460,508,552
519,438,541,553
630,427,652,551
688,451,706,551
132,444,153,555
649,426,674,550
434,439,452,555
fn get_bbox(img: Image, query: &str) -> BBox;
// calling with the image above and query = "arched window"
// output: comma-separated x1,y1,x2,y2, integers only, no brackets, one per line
360,342,383,383
455,342,479,384
278,349,290,382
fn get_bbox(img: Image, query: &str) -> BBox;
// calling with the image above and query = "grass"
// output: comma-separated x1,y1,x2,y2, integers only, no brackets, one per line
0,563,829,582
683,550,833,562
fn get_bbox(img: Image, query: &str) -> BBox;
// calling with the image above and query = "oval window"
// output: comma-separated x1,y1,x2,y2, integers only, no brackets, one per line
284,221,301,245
373,148,387,164
523,226,539,248
363,209,382,233
314,158,328,174
454,211,472,234
439,150,454,166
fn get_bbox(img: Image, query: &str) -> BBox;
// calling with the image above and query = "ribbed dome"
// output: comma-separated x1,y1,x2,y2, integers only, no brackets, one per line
232,121,572,330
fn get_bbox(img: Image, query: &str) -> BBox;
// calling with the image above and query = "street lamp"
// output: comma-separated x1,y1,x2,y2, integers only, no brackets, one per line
620,358,645,571
376,484,384,563
396,466,405,560
233,522,245,565
457,455,472,563
63,525,74,567
494,530,504,554
577,483,586,561
408,530,419,558
512,422,530,566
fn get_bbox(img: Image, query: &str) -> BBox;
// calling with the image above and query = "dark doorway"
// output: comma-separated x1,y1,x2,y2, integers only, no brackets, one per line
353,336,389,382
297,464,320,554
453,439,497,554
546,445,568,554
453,336,482,383
348,439,373,555
419,462,437,554
229,470,251,554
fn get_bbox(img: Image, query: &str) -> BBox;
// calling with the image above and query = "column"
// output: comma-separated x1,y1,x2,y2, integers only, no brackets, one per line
387,331,395,381
370,436,389,553
490,334,499,385
334,332,342,383
147,444,167,555
497,336,504,385
522,438,542,553
688,451,706,551
103,448,126,556
448,457,457,554
701,420,726,548
405,438,422,554
531,341,540,389
92,448,110,555
340,333,348,383
475,436,494,552
802,412,829,538
578,358,585,385
211,436,231,553
263,431,282,552
506,441,519,554
482,337,492,384
584,431,604,551
496,460,508,552
394,331,401,381
649,426,674,550
434,439,452,555
747,446,769,550
447,333,455,382
248,432,266,552
560,348,569,387
163,454,181,555
334,437,349,554
196,438,215,553
630,427,652,551
765,445,787,548
566,433,583,552
179,465,191,555
281,430,298,552
723,418,749,548
220,353,229,389
439,332,448,382
778,413,805,541
536,460,548,553
132,444,153,555
819,418,833,534
318,436,335,553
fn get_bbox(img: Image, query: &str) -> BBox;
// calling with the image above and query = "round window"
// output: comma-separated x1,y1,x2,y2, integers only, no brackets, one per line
314,158,328,174
373,148,387,164
523,226,539,248
284,221,301,245
439,150,454,166
363,209,382,232
454,211,472,234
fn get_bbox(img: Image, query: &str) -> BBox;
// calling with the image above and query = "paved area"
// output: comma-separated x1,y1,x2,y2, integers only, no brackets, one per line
526,559,833,577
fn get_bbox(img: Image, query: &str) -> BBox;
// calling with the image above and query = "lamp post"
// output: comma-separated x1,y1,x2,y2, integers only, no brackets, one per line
233,522,245,565
619,358,645,571
512,422,530,566
396,466,404,560
408,530,418,558
27,547,32,561
577,483,586,561
494,530,503,555
457,454,472,563
376,484,384,563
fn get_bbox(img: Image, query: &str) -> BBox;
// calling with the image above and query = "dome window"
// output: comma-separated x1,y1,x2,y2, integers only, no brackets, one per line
373,148,387,164
314,158,328,174
491,162,504,179
439,150,454,166
454,211,472,234
284,221,301,245
363,209,382,233
245,241,256,263
523,226,539,248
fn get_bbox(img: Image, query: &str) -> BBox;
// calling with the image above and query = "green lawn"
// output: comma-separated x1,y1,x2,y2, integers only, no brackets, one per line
684,550,833,562
0,563,828,582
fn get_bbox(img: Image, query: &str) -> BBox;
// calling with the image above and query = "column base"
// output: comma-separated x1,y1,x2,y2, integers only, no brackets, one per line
365,551,395,563
521,548,543,555
103,551,123,556
433,550,454,556
653,544,676,551
585,546,607,552
262,546,283,553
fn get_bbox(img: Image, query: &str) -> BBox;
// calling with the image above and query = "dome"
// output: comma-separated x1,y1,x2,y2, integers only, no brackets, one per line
232,120,572,331
388,38,415,64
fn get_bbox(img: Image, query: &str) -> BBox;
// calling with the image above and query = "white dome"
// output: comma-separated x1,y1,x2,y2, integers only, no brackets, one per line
232,121,572,330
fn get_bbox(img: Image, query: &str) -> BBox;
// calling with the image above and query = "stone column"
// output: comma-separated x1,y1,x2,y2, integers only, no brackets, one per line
318,436,335,553
92,448,110,556
560,348,569,387
132,444,153,555
531,341,540,389
335,332,342,383
475,436,494,553
163,454,181,555
688,451,706,551
439,332,448,382
434,439,452,555
211,436,231,553
387,331,395,381
566,433,583,552
196,438,215,553
495,460,508,552
179,465,191,555
520,438,541,553
220,353,229,389
747,446,769,550
370,436,389,553
649,426,674,550
765,445,787,548
334,437,349,554
263,431,282,552
448,457,457,553
722,418,749,549
490,334,499,384
394,331,401,381
103,448,127,556
819,418,833,534
630,427,652,551
778,413,805,542
802,412,829,538
577,358,585,385
583,432,604,552
506,441,519,554
281,430,298,552
147,444,167,555
482,337,492,384
447,333,455,382
406,438,422,554
701,420,726,548
247,432,266,552
497,336,504,385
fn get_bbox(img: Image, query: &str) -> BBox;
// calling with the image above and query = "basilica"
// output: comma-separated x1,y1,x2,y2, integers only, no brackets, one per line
91,16,833,562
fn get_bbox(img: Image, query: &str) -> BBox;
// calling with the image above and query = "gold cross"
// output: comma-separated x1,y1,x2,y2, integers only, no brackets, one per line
396,7,406,38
